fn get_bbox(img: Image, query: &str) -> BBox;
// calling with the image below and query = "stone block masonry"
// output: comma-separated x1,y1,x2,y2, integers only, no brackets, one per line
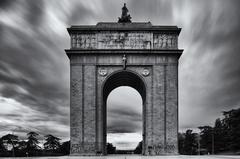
65,22,183,155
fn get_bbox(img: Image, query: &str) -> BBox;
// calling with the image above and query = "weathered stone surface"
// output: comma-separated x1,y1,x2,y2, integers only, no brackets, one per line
68,22,180,50
70,32,178,49
70,65,83,154
152,65,165,155
66,22,183,156
71,33,96,49
83,65,96,153
166,64,178,154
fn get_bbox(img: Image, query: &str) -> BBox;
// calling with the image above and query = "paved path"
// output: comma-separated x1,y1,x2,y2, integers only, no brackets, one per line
0,156,231,159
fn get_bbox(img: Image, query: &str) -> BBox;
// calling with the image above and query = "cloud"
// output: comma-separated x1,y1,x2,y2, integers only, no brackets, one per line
107,86,142,134
0,97,69,140
0,24,68,115
178,0,240,130
24,0,45,26
0,0,16,10
107,133,142,150
128,0,174,24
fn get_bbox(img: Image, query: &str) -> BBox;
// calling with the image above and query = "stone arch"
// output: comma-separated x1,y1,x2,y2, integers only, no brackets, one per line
102,70,147,154
102,70,146,102
66,21,183,156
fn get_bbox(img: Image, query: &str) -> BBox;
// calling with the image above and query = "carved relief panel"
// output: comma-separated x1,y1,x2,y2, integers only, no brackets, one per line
153,34,178,49
70,32,178,49
97,32,152,49
71,33,96,49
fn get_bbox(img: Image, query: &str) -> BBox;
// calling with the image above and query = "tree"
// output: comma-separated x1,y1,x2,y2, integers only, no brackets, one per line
182,129,198,155
222,108,240,152
60,141,70,155
0,137,7,154
213,118,226,153
26,132,40,156
178,133,185,154
134,141,142,154
197,108,240,154
15,140,27,157
17,140,27,151
107,143,116,154
1,134,19,157
43,134,61,152
199,126,214,154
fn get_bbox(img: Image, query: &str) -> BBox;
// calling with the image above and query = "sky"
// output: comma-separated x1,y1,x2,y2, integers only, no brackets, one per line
0,0,240,150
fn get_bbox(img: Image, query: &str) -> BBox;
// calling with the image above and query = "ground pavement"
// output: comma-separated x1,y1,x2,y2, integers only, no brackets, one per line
1,155,240,159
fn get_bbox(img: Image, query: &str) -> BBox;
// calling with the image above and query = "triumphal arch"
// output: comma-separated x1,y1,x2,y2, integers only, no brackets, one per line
65,4,183,156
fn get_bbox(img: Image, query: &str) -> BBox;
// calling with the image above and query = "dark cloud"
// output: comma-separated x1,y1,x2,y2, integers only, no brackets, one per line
0,0,16,9
67,2,97,25
24,0,45,26
108,105,142,122
108,120,141,134
2,113,22,118
107,108,141,133
0,25,68,116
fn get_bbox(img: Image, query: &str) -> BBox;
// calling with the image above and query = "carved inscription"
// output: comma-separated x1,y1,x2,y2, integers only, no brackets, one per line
97,32,151,49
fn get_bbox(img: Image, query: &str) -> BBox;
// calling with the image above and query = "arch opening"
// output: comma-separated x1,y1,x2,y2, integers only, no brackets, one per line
102,70,146,154
107,86,142,152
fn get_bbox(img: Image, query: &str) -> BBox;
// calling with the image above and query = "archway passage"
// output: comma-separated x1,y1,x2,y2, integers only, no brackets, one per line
102,70,146,154
107,86,143,153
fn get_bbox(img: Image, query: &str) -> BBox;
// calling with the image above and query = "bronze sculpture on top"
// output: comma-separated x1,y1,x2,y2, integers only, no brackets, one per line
118,3,132,23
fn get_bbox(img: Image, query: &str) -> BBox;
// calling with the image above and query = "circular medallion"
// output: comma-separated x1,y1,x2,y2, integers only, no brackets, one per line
98,68,108,76
142,68,150,76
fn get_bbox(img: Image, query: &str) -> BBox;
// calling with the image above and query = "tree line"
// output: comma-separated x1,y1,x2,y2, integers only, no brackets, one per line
179,107,240,155
0,132,70,157
132,107,240,155
1,107,239,156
